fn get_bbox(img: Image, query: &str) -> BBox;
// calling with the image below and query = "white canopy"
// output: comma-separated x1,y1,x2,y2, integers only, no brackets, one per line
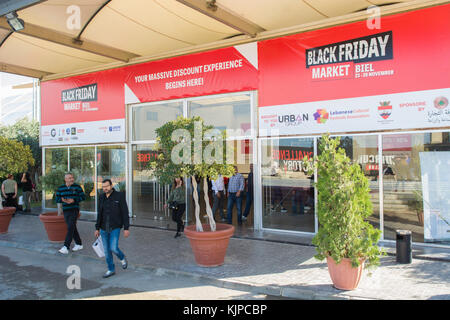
0,0,442,81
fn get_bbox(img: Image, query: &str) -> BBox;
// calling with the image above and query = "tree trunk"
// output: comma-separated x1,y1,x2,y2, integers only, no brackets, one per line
203,177,216,232
191,176,203,232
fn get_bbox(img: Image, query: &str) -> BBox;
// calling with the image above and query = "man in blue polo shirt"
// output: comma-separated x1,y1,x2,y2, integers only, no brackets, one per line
55,173,86,254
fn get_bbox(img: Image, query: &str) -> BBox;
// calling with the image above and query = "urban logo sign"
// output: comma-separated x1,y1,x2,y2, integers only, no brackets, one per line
378,101,392,119
313,109,329,124
278,114,309,126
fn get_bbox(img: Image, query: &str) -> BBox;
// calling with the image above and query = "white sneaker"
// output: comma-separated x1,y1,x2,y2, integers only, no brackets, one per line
72,244,83,251
59,246,69,254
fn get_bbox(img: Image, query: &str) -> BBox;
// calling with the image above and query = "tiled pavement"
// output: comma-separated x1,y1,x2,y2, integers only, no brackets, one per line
0,211,449,300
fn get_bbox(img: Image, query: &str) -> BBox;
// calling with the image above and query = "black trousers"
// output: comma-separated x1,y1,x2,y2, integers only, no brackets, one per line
63,209,82,248
4,193,18,209
171,203,186,232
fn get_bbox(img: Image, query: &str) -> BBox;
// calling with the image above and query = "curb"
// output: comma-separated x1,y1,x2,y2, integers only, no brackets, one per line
0,238,373,300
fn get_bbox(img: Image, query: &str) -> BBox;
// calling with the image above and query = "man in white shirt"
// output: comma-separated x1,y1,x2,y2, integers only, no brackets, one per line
211,175,226,222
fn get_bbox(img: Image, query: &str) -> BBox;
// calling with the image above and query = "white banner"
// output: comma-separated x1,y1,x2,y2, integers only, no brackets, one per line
419,152,450,242
41,119,126,146
259,88,450,137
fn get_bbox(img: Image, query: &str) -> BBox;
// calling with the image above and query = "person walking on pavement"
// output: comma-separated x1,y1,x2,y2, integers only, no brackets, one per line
164,177,186,238
20,172,33,213
211,174,226,222
55,173,85,254
95,179,130,278
2,174,18,212
227,166,245,225
242,164,253,221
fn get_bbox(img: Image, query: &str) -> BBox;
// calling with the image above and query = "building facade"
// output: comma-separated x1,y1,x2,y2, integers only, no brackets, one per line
40,4,450,247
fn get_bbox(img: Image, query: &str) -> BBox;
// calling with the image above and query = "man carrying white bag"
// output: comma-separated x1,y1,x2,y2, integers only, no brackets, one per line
94,179,130,278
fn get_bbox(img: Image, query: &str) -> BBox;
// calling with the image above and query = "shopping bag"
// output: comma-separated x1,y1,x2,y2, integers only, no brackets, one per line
92,236,105,258
18,195,24,205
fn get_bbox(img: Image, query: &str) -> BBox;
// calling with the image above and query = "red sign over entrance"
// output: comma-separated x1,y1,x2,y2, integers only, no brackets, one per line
258,4,450,108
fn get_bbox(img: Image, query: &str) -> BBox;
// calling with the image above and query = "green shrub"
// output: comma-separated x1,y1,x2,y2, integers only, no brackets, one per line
305,134,384,270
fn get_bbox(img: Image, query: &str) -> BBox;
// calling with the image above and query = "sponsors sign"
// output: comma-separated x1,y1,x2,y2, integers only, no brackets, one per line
259,88,450,136
41,119,125,146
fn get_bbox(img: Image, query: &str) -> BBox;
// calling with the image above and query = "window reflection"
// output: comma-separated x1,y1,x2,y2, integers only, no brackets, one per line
337,135,380,230
44,148,68,209
70,147,95,212
261,138,315,232
132,102,183,141
189,94,251,135
383,132,450,244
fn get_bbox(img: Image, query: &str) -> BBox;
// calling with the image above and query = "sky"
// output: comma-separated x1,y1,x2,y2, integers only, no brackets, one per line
0,72,38,126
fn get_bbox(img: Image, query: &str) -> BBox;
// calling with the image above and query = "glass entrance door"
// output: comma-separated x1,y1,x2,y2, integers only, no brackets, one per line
131,144,172,223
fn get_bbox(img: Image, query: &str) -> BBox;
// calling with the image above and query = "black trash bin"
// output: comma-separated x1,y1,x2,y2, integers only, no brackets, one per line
396,230,412,264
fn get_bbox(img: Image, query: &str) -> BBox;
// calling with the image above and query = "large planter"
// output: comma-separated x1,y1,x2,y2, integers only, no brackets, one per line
184,223,235,267
326,256,365,291
39,211,80,242
0,207,16,234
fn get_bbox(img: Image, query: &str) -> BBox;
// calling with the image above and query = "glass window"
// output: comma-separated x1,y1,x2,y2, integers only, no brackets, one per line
261,138,315,233
132,144,172,223
382,132,450,244
44,148,68,209
132,102,183,141
97,146,126,196
69,147,95,212
187,139,254,227
335,135,380,230
188,94,251,135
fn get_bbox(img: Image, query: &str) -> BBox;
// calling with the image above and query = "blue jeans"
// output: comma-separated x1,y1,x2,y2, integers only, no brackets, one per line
227,193,242,224
100,228,125,272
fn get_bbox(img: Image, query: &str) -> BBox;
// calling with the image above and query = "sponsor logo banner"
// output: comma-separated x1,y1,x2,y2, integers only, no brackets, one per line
41,119,125,146
259,88,450,136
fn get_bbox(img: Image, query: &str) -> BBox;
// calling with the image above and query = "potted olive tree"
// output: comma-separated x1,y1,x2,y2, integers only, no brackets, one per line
0,137,34,233
304,134,384,290
150,116,235,267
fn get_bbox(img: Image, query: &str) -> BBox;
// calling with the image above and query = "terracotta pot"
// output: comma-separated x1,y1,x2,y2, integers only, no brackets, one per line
39,211,80,242
184,223,235,267
326,256,365,290
0,207,16,234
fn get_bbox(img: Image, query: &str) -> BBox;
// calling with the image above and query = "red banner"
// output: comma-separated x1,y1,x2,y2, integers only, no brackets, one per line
123,45,258,104
41,44,258,127
258,4,450,108
41,69,125,126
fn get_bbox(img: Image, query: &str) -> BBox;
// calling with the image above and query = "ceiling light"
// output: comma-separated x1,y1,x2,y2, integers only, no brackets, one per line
5,11,24,31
